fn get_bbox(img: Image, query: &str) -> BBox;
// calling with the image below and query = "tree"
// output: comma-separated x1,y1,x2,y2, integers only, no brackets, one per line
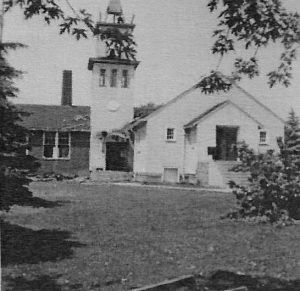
0,43,39,211
198,0,300,94
285,109,300,153
3,0,137,60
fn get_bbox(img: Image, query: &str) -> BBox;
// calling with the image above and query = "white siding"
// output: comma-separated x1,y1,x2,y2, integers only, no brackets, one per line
184,127,198,174
140,88,225,175
134,84,284,178
90,62,137,171
133,126,147,173
196,103,260,161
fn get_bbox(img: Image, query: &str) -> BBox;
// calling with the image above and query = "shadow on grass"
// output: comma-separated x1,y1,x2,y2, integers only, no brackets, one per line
1,220,85,267
200,270,300,291
22,196,70,208
4,274,84,291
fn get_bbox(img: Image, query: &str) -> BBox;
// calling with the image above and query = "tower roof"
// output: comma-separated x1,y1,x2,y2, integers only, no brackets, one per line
107,0,123,16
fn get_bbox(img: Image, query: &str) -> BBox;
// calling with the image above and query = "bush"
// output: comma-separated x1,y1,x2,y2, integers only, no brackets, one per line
228,141,300,223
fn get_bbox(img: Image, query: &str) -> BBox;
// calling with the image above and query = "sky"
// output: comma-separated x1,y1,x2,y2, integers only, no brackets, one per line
4,0,300,119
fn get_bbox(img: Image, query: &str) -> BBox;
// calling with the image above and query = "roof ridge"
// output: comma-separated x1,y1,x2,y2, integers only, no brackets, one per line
231,82,284,123
213,72,285,124
184,99,264,128
137,84,199,122
184,100,229,128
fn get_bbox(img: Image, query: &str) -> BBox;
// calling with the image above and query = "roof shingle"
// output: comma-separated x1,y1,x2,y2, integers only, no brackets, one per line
15,104,90,131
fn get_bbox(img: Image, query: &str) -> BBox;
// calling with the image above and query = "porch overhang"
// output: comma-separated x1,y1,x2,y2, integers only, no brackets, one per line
122,119,147,132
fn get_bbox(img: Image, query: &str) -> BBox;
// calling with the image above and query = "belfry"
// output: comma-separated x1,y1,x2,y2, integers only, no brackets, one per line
88,0,139,176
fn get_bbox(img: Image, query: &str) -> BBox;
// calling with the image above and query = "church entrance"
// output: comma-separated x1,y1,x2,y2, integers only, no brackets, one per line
216,126,238,161
106,142,132,172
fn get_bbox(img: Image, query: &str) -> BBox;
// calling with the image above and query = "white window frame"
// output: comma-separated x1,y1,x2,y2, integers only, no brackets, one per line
259,130,268,145
166,128,176,142
43,131,71,160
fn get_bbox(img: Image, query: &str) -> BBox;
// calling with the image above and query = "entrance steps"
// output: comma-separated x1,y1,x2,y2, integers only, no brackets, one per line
215,161,250,187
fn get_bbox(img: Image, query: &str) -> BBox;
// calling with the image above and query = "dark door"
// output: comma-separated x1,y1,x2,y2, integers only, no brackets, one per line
106,142,129,171
216,126,238,160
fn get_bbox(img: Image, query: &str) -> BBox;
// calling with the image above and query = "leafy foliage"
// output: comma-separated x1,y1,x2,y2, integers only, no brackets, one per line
285,109,300,154
98,27,137,60
4,0,137,59
134,102,162,119
196,71,232,94
198,0,300,93
0,43,39,211
5,1,299,84
228,141,300,224
233,57,259,80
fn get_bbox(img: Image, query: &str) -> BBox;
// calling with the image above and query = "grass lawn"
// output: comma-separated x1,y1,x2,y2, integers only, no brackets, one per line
1,182,300,290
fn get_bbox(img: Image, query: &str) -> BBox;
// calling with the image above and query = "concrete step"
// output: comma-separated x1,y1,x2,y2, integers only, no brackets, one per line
215,161,250,187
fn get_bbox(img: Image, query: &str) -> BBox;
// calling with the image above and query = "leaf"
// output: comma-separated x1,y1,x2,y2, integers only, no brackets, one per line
72,28,88,40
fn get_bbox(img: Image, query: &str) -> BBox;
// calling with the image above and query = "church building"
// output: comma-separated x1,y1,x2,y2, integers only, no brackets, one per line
88,0,285,187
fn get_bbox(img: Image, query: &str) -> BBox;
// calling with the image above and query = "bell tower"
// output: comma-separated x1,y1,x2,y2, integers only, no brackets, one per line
88,0,139,175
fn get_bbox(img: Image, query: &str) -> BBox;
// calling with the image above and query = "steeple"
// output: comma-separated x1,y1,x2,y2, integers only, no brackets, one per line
107,0,123,16
92,0,136,59
88,0,139,175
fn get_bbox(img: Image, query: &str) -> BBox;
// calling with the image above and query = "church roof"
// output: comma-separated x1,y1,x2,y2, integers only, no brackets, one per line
184,100,263,129
184,101,228,129
15,104,90,132
130,74,284,128
15,104,148,133
107,0,123,15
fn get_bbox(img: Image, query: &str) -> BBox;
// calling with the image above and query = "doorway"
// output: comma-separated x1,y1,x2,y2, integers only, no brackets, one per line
216,126,238,160
106,142,131,171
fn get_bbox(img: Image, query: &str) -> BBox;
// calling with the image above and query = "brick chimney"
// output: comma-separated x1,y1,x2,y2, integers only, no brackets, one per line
61,70,72,106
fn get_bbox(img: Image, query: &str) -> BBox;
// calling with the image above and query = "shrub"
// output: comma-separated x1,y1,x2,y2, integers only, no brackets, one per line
228,141,300,223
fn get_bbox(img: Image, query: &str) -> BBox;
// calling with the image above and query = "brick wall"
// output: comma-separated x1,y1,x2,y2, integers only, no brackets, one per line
30,131,90,176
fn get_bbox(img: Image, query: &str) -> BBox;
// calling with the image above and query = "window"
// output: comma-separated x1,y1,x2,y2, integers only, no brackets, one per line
44,132,56,158
166,128,176,141
43,132,70,159
110,69,117,87
259,131,267,144
121,70,129,88
99,69,106,87
58,132,70,158
18,134,30,156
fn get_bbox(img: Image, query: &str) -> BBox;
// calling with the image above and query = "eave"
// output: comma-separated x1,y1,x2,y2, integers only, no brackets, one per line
88,57,140,70
97,22,136,30
27,128,90,132
184,100,264,129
